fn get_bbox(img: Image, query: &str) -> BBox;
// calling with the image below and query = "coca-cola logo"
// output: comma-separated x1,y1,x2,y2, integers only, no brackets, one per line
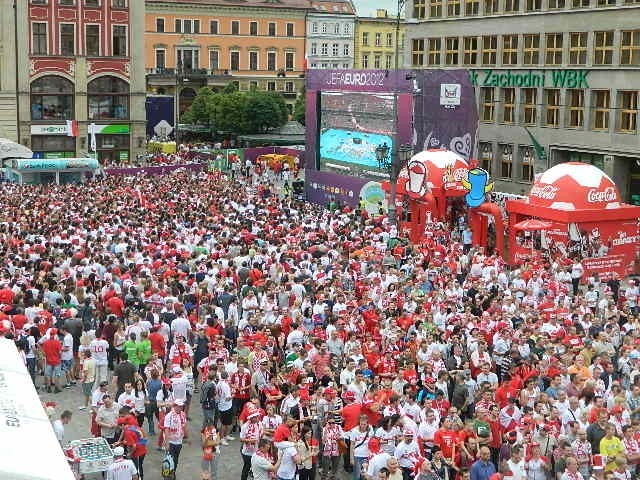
530,184,559,200
587,186,617,203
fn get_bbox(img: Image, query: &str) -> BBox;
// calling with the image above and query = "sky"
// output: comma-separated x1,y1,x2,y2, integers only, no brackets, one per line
352,0,399,16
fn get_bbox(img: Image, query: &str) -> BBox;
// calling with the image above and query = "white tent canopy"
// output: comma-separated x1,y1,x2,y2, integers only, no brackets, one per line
0,138,33,162
0,339,75,480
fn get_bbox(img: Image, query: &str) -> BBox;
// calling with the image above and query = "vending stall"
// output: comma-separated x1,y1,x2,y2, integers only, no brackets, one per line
5,158,99,185
506,162,640,278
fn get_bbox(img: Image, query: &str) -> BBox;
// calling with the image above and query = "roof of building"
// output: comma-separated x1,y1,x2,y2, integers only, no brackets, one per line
237,121,306,145
309,0,356,14
147,0,311,10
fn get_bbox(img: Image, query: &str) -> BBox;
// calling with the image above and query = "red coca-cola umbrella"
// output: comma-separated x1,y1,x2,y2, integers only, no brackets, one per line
512,219,553,231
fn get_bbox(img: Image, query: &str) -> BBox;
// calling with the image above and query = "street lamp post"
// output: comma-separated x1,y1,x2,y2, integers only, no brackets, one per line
376,141,413,226
377,0,411,228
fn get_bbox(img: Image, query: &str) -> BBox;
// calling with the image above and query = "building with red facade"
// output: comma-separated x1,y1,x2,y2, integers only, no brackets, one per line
6,0,145,164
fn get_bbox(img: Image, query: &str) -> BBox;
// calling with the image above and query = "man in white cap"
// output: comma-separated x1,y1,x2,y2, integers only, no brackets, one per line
170,364,188,404
163,399,188,472
106,446,138,480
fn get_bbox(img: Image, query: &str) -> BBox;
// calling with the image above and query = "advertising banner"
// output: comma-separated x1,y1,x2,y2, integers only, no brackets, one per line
412,70,479,161
30,124,69,135
306,69,414,93
511,218,640,278
12,158,99,170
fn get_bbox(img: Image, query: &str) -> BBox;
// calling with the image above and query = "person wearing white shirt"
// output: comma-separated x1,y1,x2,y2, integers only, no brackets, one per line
216,372,234,444
276,442,300,480
476,364,499,388
106,447,138,480
60,328,75,388
394,431,420,473
52,410,72,445
504,445,526,480
170,316,192,342
366,450,392,479
340,360,357,387
170,366,189,403
89,336,109,385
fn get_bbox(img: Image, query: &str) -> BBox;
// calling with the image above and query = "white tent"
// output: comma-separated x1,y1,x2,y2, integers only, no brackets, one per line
0,338,75,480
0,138,32,163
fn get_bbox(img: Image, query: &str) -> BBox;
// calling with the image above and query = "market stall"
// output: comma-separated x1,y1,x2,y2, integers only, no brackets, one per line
5,158,99,185
506,162,640,278
0,338,76,480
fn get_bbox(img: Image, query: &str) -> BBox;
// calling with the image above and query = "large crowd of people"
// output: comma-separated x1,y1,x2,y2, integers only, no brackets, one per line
1,159,639,480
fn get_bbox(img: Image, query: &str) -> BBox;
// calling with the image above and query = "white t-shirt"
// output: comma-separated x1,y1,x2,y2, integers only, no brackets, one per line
276,445,298,480
366,452,392,478
105,458,138,480
349,426,373,458
216,380,233,412
375,426,400,454
504,459,526,480
171,376,188,402
571,263,584,279
61,333,74,361
91,389,106,409
251,453,273,480
90,338,109,366
52,419,65,444
394,440,420,468
170,317,192,340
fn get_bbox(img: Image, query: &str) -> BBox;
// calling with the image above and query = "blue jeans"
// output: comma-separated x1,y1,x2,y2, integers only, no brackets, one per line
353,457,367,480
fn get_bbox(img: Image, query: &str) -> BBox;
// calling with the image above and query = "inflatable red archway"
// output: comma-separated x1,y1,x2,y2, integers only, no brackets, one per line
506,162,640,278
469,202,505,258
382,149,505,256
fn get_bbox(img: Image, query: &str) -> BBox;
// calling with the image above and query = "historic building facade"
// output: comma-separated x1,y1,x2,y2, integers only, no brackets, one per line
354,9,406,70
305,0,356,70
145,0,309,125
0,1,18,142
10,0,146,163
406,0,640,201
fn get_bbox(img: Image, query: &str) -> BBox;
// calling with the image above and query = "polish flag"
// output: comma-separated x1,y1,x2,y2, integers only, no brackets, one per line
66,120,79,137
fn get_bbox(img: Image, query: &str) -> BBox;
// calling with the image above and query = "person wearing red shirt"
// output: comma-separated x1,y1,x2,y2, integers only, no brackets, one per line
148,326,166,359
118,415,147,479
273,416,295,448
433,418,460,463
231,360,252,429
0,285,14,305
40,329,63,393
106,295,125,318
341,391,362,431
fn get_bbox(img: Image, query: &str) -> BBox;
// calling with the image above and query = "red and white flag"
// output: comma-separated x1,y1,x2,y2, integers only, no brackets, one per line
66,120,79,137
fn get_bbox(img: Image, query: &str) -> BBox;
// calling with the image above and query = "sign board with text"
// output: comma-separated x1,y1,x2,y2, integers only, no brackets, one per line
470,69,589,89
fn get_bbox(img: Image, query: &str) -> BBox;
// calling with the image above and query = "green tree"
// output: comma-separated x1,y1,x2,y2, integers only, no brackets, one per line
181,87,215,124
211,92,248,134
244,91,288,133
222,82,238,94
293,85,306,125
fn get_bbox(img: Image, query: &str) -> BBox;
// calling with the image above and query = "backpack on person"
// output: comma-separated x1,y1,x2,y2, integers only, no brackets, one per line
161,452,176,479
201,381,217,410
127,425,148,447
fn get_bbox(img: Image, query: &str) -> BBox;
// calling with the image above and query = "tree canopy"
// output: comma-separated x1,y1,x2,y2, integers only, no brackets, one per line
180,85,290,135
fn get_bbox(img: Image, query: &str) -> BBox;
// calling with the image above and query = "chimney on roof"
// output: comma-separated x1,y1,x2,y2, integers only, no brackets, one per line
376,8,388,18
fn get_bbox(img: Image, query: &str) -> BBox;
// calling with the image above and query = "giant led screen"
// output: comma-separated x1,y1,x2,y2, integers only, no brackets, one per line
319,91,396,179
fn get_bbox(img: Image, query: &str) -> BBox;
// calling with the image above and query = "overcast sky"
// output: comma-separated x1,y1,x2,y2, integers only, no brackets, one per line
352,0,399,17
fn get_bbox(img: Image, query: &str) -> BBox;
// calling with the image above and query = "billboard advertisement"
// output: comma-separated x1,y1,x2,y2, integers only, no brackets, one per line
412,70,479,160
305,69,478,207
